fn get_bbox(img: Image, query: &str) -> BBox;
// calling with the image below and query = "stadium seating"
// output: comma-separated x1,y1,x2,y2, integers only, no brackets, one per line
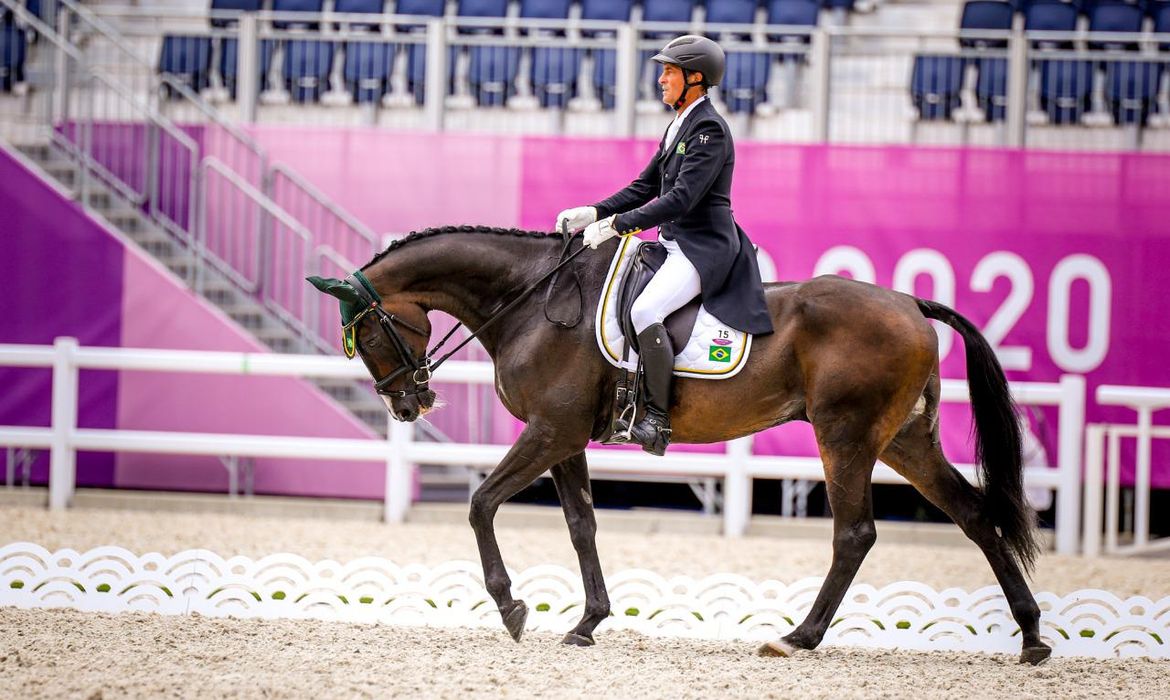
910,55,965,120
721,51,771,113
272,0,325,31
582,0,635,109
1087,1,1143,51
1104,60,1164,125
210,0,262,28
1037,59,1093,124
1156,3,1170,51
532,47,581,107
334,0,386,32
704,0,758,41
282,39,334,102
395,0,445,32
343,40,395,103
220,37,276,98
1024,0,1078,50
457,0,509,34
975,57,1008,121
467,45,522,106
959,0,1014,49
158,35,214,96
0,21,26,92
765,0,821,52
641,0,696,38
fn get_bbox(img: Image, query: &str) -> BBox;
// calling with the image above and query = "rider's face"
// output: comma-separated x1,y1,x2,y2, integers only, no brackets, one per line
659,64,684,106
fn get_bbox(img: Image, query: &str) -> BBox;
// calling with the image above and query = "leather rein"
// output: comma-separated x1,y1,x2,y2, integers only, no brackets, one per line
345,229,590,400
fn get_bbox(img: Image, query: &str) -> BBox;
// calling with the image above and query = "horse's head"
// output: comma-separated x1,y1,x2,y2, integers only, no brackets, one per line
307,273,437,422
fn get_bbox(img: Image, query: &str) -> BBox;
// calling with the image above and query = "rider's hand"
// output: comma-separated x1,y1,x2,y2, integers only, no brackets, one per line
583,215,618,249
554,206,597,234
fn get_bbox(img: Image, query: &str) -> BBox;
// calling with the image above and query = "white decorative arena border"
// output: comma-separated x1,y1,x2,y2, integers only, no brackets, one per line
1,543,1167,659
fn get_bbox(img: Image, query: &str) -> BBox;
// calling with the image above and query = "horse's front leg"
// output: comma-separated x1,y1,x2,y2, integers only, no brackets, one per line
550,452,610,646
469,421,580,642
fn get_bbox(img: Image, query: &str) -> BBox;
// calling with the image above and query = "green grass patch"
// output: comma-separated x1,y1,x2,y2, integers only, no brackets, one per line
625,607,640,616
536,603,550,612
272,591,286,600
1079,629,1095,638
9,581,23,589
359,596,374,605
96,583,111,593
895,621,911,630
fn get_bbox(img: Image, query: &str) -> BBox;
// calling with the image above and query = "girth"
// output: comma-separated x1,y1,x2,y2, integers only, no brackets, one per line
615,241,701,353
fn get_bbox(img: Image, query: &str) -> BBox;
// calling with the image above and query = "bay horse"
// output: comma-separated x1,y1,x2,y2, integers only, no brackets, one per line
308,225,1051,665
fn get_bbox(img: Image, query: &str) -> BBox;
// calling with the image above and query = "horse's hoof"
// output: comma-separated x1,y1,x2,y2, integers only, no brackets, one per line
562,632,595,647
757,640,798,658
502,602,528,643
1019,645,1052,666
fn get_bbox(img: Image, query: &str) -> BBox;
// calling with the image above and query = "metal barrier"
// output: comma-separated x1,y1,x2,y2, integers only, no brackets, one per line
70,4,1170,151
0,338,1087,553
1082,385,1170,557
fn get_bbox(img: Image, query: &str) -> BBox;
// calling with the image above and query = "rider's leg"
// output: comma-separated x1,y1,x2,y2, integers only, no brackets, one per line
627,240,701,455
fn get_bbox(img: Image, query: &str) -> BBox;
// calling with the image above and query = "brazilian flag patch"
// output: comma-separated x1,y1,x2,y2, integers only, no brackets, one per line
708,345,732,363
676,141,686,155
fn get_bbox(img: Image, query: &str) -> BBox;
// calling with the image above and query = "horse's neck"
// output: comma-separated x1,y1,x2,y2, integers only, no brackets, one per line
368,231,553,340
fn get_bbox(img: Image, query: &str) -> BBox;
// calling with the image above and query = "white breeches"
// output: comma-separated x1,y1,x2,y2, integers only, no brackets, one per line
630,238,702,335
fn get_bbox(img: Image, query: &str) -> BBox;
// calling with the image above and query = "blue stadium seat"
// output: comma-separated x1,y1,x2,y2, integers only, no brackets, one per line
1104,60,1164,125
334,0,386,32
823,0,857,9
721,51,771,114
272,0,325,30
158,35,214,96
520,0,573,20
704,0,758,41
532,47,581,107
959,1,1014,49
210,0,262,28
220,37,276,98
458,0,509,34
467,45,521,106
642,0,696,38
1088,1,1143,51
1156,3,1170,50
283,39,334,102
975,56,1008,121
592,47,619,109
1025,0,1079,50
343,40,395,102
764,0,820,56
395,0,445,32
910,55,965,120
1037,59,1093,123
0,22,26,92
581,0,635,29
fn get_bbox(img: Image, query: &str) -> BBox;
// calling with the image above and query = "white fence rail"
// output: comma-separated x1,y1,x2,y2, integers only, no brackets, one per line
1,338,1086,553
1082,385,1170,557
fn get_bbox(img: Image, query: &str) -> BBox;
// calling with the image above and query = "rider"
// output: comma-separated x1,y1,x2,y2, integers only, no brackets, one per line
555,35,773,456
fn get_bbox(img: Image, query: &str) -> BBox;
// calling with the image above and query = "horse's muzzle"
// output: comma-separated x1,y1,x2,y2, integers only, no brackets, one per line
382,389,436,422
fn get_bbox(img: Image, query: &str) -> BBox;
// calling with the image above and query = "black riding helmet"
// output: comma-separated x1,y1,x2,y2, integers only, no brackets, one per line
651,35,725,110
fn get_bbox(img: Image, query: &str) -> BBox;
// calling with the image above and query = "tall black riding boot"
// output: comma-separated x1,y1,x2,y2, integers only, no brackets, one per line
629,323,674,456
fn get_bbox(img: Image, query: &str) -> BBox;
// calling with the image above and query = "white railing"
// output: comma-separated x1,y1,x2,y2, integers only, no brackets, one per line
1082,385,1170,557
0,338,1086,553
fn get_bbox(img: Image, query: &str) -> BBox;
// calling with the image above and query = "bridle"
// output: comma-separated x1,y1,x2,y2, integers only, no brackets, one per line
342,228,590,401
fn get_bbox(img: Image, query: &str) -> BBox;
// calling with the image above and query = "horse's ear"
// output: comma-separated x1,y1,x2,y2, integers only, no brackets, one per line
306,276,362,304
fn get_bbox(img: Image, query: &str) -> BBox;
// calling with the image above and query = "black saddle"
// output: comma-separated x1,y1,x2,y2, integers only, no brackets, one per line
615,241,701,354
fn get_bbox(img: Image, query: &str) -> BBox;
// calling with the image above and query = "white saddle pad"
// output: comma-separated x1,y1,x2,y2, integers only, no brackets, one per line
595,236,753,380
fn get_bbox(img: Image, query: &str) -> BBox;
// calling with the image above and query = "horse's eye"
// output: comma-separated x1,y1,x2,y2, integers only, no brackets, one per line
363,333,380,348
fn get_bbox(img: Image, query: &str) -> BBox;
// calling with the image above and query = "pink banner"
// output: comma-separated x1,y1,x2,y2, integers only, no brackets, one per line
252,127,1170,486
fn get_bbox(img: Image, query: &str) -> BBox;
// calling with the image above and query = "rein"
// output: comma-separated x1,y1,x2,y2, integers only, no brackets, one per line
350,230,590,398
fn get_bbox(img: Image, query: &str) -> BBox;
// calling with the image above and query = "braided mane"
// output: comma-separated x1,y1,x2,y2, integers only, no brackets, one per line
364,225,555,268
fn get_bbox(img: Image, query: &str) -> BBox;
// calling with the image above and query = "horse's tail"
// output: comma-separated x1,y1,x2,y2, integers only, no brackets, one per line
916,298,1040,573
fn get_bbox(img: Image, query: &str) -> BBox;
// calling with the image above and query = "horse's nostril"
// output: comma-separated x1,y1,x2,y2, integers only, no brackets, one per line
397,409,413,421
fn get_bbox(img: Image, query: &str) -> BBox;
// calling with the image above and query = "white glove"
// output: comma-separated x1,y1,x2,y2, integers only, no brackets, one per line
554,206,597,234
582,215,618,249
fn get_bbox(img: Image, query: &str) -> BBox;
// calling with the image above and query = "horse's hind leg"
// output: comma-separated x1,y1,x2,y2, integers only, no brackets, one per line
880,416,1050,665
469,421,582,642
550,452,611,646
760,424,880,657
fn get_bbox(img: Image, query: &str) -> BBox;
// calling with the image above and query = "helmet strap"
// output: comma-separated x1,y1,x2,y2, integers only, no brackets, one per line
672,70,706,111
